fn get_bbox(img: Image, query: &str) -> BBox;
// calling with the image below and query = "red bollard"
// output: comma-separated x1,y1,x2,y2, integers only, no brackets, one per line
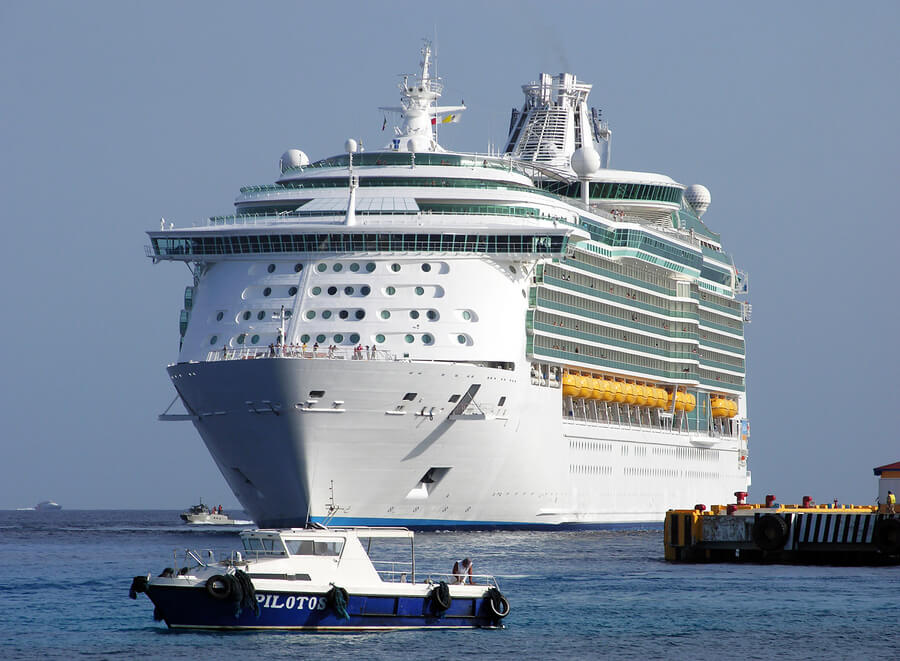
734,491,748,505
765,494,777,507
802,496,814,508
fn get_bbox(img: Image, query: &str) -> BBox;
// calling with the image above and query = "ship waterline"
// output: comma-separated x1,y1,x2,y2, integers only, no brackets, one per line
152,43,750,527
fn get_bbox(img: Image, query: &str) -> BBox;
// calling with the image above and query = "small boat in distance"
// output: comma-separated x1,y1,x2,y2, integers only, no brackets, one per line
180,500,251,525
35,501,62,511
129,526,510,631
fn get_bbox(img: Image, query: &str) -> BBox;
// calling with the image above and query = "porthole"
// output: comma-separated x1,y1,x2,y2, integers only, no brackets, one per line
267,264,276,273
426,310,438,320
237,333,246,345
334,334,344,343
316,263,327,272
376,333,385,343
284,310,293,319
405,334,414,343
344,286,354,295
360,285,371,296
422,334,433,345
263,287,272,297
288,286,298,296
386,286,396,296
366,263,376,272
339,310,349,319
391,263,401,272
462,310,472,320
322,310,332,319
306,311,316,319
457,334,467,344
294,263,303,273
327,286,337,295
251,334,260,344
257,311,266,320
355,309,365,320
300,334,310,343
216,311,224,322
409,310,420,319
509,265,517,274
350,263,360,272
316,334,326,343
381,310,391,319
350,333,360,343
414,286,424,296
333,263,343,272
210,335,218,345
243,311,252,321
421,263,431,272
311,286,321,296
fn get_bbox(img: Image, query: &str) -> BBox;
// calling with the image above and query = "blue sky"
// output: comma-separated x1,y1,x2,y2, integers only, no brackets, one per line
1,1,898,508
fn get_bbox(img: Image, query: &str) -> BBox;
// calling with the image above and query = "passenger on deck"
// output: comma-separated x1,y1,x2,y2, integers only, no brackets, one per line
452,557,473,584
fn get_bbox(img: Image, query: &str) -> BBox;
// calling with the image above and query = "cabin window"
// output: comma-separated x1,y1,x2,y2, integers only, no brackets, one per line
285,539,345,556
402,392,417,401
309,390,325,398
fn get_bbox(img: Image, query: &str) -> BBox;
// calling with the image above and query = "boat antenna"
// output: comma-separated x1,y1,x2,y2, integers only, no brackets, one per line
322,480,348,526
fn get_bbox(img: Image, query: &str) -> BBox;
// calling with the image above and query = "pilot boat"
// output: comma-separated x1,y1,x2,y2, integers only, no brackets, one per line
129,526,509,631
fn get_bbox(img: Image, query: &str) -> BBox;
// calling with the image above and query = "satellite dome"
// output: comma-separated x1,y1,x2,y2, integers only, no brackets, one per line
406,135,430,153
571,144,601,177
344,138,359,153
280,149,309,173
684,184,711,217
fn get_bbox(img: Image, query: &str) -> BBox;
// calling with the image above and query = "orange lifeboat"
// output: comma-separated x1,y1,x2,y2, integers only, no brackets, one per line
685,392,696,413
562,373,579,398
635,385,648,407
624,383,637,405
613,381,626,403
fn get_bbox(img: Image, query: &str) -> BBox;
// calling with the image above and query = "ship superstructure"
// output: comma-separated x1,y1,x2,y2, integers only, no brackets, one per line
149,44,751,528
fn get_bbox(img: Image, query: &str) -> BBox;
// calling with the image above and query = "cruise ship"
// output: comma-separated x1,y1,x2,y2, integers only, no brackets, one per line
149,44,751,528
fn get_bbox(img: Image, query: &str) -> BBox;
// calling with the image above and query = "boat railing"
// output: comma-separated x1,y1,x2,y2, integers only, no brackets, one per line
206,346,397,363
371,561,498,587
422,572,499,588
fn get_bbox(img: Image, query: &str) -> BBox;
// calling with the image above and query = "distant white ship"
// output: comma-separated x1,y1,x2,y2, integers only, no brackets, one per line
17,501,63,511
150,42,751,528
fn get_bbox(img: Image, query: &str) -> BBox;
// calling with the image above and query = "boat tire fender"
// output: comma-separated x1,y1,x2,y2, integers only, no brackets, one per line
205,574,232,600
874,518,900,555
128,575,149,600
486,587,510,619
431,581,452,615
326,586,351,620
751,514,790,551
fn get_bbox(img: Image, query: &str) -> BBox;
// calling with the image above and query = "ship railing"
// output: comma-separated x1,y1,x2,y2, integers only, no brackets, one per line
564,402,740,439
205,346,397,363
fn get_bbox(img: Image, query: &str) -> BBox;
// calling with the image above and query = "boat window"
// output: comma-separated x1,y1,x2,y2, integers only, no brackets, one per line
402,392,417,401
309,390,325,398
448,394,460,403
285,539,345,556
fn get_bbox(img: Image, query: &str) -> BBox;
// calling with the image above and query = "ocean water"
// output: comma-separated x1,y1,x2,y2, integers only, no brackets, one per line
0,510,897,660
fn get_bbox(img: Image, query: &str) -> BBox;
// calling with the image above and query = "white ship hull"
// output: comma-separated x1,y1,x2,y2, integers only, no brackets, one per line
171,357,748,528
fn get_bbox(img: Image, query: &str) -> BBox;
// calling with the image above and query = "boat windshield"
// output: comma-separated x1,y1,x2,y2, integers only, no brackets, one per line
284,539,344,557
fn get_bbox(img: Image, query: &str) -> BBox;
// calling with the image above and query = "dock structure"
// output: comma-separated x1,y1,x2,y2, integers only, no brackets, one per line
665,494,900,564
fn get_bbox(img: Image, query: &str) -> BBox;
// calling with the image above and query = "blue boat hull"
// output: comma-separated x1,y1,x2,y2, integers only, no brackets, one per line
146,586,503,630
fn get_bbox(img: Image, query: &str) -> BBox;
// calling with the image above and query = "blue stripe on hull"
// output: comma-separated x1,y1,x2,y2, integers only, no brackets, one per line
311,515,662,531
146,586,501,630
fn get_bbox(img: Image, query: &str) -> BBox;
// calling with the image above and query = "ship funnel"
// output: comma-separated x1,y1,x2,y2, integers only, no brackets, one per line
504,72,610,173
